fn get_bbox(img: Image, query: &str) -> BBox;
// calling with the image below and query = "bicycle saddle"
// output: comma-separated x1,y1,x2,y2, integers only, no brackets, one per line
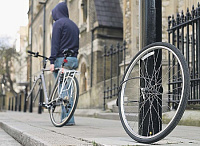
62,49,75,57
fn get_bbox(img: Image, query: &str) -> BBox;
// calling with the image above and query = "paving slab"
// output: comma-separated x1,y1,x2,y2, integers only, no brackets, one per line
0,111,200,146
0,128,22,146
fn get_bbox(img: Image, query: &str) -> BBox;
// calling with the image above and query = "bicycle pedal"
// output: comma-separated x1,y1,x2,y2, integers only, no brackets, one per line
63,96,69,100
63,100,69,103
67,104,72,108
63,96,69,103
39,102,48,109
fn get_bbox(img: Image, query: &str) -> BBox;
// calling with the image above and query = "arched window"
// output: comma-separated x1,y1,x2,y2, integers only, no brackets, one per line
81,0,87,23
79,0,88,33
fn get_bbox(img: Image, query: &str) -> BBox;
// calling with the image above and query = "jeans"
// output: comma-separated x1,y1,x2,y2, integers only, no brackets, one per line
53,57,78,125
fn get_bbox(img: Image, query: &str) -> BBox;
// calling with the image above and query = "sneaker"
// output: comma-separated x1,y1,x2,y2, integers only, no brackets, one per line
65,123,75,126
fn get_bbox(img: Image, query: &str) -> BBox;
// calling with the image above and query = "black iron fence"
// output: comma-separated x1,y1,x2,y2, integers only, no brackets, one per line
168,3,200,104
103,41,126,110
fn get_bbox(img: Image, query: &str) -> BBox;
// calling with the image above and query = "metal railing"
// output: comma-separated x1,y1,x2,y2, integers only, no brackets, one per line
7,85,44,113
168,3,200,104
103,41,126,110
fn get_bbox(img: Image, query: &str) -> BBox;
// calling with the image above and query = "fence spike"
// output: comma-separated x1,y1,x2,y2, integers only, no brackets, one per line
116,42,120,53
172,15,176,26
186,8,191,21
197,4,200,17
195,7,198,17
120,41,126,52
113,47,117,54
123,41,126,49
113,84,116,97
103,45,107,57
168,16,172,30
181,10,185,23
176,13,180,25
110,45,113,55
192,5,195,18
168,16,171,22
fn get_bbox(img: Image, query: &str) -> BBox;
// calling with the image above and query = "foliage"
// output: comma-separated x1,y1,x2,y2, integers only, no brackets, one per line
0,37,20,95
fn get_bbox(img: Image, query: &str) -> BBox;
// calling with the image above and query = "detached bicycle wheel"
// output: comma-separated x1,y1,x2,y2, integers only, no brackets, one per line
50,75,79,127
119,42,190,144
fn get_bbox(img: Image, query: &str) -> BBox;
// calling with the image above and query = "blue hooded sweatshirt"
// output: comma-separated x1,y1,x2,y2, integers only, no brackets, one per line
49,2,79,64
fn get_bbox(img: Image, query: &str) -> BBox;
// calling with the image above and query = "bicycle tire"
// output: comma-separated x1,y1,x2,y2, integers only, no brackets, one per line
49,75,79,127
119,42,190,144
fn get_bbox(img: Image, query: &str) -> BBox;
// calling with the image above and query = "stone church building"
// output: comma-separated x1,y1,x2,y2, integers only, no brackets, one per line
27,0,200,110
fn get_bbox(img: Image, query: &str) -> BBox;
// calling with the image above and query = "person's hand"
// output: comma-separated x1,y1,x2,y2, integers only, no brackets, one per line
50,64,55,72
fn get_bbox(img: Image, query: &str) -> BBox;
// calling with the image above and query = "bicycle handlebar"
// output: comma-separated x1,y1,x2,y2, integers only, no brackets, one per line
27,50,73,69
27,50,35,55
27,50,49,59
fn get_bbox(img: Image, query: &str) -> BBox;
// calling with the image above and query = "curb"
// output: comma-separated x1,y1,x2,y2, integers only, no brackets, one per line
0,122,48,146
163,110,200,127
1,111,200,146
0,115,99,146
75,109,200,127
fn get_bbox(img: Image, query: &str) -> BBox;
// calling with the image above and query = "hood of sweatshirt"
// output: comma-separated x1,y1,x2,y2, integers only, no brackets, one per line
52,2,69,21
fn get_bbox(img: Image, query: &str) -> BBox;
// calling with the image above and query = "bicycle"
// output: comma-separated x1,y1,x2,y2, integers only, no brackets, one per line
118,42,190,144
27,50,79,127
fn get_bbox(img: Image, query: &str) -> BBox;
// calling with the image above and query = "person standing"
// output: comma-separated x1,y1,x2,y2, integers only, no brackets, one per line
49,2,79,125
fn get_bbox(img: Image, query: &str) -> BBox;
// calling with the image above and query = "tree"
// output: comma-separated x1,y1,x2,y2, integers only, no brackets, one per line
0,37,20,95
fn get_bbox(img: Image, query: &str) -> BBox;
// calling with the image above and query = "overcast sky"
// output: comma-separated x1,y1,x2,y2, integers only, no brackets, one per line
0,0,29,41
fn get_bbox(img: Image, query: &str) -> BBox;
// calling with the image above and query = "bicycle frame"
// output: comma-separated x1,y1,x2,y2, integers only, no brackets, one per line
26,67,79,108
26,50,79,109
52,68,79,100
26,69,53,104
26,50,80,127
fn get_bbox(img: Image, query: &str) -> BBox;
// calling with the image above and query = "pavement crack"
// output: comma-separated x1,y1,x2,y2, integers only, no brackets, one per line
48,129,103,146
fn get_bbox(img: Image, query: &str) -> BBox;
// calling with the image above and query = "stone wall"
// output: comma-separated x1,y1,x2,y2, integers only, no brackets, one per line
123,0,200,62
28,0,123,110
27,0,200,110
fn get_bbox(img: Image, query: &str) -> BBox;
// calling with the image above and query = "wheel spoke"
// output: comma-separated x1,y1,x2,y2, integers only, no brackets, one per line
119,43,189,144
49,76,79,127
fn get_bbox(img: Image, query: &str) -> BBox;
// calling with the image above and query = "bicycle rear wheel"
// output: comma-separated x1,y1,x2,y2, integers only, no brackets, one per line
49,75,79,127
119,42,190,143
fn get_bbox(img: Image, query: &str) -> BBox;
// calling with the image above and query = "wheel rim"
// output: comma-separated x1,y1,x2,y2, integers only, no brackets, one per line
119,45,188,142
50,76,77,126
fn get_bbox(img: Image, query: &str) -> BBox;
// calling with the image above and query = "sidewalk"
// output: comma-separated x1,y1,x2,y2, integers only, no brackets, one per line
75,108,200,127
0,128,21,146
0,110,200,146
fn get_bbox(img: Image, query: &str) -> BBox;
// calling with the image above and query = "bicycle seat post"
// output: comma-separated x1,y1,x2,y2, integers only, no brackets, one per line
61,54,67,68
61,49,71,68
43,57,48,69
